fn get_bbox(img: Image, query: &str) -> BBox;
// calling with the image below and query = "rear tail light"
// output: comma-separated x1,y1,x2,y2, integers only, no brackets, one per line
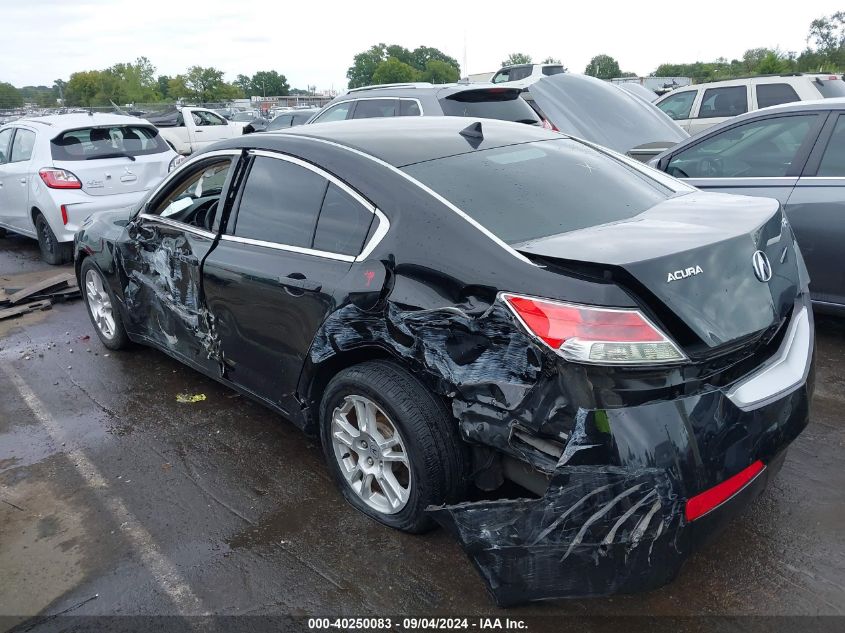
168,154,187,172
685,461,764,521
501,293,685,364
39,168,82,189
541,119,559,132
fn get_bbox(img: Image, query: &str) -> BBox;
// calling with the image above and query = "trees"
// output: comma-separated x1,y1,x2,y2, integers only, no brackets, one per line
542,56,562,64
420,60,460,84
584,54,621,79
0,82,23,109
347,43,460,87
501,53,532,67
246,71,290,97
372,58,418,84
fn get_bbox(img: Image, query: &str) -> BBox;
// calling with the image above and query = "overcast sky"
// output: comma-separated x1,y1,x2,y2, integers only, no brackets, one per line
1,0,842,91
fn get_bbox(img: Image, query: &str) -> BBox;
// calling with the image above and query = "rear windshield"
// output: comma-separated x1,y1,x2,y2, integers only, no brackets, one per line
51,125,169,161
439,89,540,125
402,139,671,244
816,77,845,98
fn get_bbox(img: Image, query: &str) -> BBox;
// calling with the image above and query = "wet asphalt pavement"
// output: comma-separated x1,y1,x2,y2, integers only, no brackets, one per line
0,232,844,630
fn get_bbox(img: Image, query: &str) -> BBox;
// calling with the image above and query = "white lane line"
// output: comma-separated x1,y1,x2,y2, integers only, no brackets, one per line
2,364,205,615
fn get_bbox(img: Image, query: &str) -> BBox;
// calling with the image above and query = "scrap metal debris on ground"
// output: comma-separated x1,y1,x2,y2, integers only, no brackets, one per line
0,272,81,321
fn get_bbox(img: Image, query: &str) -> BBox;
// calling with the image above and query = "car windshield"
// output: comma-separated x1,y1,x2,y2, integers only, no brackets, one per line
816,77,845,98
402,138,674,244
439,89,540,125
51,125,168,161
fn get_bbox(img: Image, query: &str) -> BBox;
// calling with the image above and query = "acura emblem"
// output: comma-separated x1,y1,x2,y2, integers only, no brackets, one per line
752,251,772,282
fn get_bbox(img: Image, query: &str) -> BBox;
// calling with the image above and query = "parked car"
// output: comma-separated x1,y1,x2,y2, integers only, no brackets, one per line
266,109,319,130
650,98,845,312
307,82,542,126
654,73,845,135
0,113,180,264
146,107,245,155
229,111,268,133
491,63,566,84
516,73,689,161
76,117,813,605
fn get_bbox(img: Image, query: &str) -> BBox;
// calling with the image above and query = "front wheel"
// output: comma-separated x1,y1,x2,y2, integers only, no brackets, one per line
320,360,469,533
81,258,130,350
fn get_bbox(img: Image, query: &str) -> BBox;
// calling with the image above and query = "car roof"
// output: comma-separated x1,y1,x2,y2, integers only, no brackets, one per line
221,116,563,167
334,82,520,100
8,112,148,131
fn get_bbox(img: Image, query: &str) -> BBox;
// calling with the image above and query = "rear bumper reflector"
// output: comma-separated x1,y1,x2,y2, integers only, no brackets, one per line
685,460,765,522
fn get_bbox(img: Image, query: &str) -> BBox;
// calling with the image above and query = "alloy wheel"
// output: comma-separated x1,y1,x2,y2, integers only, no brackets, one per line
85,269,116,339
330,395,412,515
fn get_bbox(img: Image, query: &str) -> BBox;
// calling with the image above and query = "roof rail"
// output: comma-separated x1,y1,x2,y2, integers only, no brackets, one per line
346,82,434,93
692,72,815,85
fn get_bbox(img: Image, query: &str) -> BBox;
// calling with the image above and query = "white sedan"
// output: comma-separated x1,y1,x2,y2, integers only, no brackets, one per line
0,113,182,264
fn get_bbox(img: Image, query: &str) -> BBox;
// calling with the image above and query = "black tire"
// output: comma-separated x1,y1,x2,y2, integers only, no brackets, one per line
35,213,72,265
80,258,131,350
320,360,469,533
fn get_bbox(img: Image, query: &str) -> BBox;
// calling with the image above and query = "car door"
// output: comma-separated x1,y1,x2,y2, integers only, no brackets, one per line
118,151,240,374
189,110,231,149
664,112,826,206
688,85,749,135
0,127,36,232
202,150,377,417
783,111,845,307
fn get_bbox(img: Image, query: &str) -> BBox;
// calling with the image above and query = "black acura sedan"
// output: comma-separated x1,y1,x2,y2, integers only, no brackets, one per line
74,118,814,606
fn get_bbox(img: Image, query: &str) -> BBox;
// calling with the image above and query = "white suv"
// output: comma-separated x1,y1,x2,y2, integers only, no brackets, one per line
491,64,566,84
655,73,845,135
0,113,181,264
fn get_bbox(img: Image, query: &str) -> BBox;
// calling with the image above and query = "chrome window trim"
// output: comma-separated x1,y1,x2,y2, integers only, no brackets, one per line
220,234,355,262
683,177,800,182
796,176,845,181
276,134,538,267
138,213,217,239
310,97,425,123
234,149,389,261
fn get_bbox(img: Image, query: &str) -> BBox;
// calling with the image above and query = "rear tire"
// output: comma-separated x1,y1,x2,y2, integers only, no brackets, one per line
80,258,131,350
320,360,468,533
35,213,72,265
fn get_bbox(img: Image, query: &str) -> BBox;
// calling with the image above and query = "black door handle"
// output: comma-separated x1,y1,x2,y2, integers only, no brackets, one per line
280,274,321,293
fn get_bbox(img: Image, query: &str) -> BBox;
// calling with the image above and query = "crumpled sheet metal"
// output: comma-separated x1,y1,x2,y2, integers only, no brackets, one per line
429,465,687,606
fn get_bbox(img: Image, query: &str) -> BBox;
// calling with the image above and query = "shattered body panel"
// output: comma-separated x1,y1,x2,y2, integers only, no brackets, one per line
73,120,815,606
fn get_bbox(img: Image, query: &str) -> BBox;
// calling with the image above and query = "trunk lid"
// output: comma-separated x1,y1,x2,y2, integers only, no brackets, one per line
515,192,799,348
54,153,169,197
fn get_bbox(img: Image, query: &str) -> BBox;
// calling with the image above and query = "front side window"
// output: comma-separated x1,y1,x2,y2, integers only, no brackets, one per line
9,129,36,163
233,156,327,247
756,83,800,109
148,158,232,228
817,116,845,177
656,91,696,120
0,128,13,164
51,126,168,161
352,99,397,119
312,184,374,255
403,138,671,245
698,86,748,119
193,111,226,126
667,114,816,178
314,102,352,123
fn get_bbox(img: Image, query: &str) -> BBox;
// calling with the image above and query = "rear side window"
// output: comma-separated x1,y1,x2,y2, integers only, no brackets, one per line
399,100,421,116
234,156,327,247
698,86,747,118
541,66,565,76
756,83,800,109
657,91,696,120
10,129,35,162
402,139,670,244
352,99,397,119
51,126,168,161
439,89,540,124
492,66,533,83
312,184,374,255
267,115,293,131
817,116,845,177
